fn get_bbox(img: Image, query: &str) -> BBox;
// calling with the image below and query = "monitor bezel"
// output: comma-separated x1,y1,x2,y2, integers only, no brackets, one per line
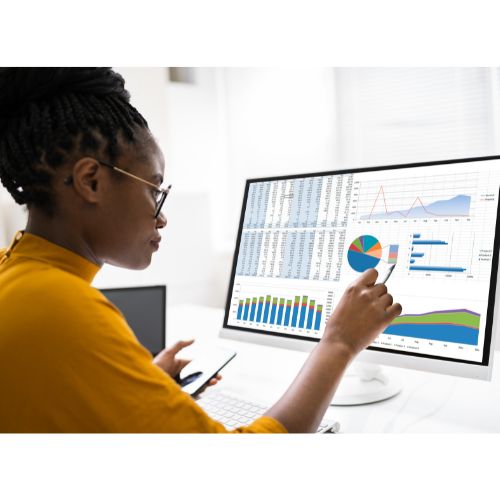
99,284,167,355
221,155,500,379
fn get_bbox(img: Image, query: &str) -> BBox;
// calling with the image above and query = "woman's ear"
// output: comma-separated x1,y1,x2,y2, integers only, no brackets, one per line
70,158,104,203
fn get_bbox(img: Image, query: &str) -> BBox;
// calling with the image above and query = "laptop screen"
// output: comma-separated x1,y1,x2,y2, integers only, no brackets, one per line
100,285,166,356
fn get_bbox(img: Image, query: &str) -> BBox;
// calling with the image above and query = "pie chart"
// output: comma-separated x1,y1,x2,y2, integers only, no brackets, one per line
347,235,382,272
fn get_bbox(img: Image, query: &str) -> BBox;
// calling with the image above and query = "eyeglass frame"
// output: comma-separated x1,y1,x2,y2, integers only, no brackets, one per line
64,159,171,219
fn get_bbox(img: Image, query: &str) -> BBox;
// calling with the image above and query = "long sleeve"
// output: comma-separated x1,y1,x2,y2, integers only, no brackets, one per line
0,233,287,433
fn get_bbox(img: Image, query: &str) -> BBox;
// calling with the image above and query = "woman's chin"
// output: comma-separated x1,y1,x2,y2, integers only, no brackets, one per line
109,253,152,270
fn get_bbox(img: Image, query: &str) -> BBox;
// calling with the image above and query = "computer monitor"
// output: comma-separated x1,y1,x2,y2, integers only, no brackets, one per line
100,285,166,356
220,156,500,402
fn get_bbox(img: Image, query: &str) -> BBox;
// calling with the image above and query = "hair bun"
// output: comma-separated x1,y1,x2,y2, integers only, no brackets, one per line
0,67,130,133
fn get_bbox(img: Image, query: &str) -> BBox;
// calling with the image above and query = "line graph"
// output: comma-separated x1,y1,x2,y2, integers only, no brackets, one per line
352,172,477,222
360,186,471,220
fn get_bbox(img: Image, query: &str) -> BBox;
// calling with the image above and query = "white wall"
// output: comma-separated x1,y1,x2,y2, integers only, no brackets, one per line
335,67,500,167
0,174,28,247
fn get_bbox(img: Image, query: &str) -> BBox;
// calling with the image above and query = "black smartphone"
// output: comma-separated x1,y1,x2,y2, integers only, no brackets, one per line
178,346,236,397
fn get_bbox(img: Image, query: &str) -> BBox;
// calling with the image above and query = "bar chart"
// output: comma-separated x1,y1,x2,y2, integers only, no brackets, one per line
388,244,399,264
234,287,332,334
408,233,467,274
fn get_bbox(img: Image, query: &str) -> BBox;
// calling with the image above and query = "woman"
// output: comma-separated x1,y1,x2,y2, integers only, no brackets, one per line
0,68,402,432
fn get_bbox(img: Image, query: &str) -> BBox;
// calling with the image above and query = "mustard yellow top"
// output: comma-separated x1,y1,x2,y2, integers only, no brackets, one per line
0,231,286,433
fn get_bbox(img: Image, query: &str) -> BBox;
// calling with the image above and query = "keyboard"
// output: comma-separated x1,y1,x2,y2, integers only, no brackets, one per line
197,390,340,433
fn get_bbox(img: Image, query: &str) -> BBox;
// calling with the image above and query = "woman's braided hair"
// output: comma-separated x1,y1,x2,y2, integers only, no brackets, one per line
0,68,149,215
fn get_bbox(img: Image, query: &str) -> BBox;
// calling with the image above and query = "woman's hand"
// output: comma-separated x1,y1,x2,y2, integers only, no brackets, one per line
265,268,402,432
153,339,194,379
322,268,402,357
153,339,222,390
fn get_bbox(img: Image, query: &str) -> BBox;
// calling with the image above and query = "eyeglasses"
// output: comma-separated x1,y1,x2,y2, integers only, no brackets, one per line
64,159,171,219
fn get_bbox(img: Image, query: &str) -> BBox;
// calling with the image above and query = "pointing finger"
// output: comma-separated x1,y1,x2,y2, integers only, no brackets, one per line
357,268,378,287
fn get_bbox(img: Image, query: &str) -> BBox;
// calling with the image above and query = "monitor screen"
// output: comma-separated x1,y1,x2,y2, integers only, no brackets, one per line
223,157,500,367
100,286,166,356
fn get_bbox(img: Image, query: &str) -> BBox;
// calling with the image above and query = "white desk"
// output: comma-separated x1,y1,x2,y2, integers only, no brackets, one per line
167,304,500,433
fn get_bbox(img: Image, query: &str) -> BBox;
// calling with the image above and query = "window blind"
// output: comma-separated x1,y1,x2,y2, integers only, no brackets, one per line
335,68,498,168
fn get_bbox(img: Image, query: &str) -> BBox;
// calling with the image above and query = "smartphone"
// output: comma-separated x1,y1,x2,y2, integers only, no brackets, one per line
178,346,236,397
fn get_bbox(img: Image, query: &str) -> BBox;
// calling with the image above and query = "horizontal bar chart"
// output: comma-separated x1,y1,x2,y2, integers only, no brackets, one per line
408,234,467,274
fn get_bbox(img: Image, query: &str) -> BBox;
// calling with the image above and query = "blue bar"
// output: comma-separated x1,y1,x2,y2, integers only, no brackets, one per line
410,259,415,264
314,310,322,331
284,303,291,326
412,240,448,245
250,301,256,322
263,296,271,323
269,299,277,324
411,253,424,257
256,299,263,323
276,301,284,326
306,306,314,329
299,297,308,328
409,266,466,272
413,234,421,238
237,302,243,320
243,300,250,320
292,296,300,327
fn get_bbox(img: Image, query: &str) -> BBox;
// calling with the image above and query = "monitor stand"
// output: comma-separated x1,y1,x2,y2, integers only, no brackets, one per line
331,361,402,406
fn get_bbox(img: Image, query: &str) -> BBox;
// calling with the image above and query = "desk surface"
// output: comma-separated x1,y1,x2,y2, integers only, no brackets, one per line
167,304,500,433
